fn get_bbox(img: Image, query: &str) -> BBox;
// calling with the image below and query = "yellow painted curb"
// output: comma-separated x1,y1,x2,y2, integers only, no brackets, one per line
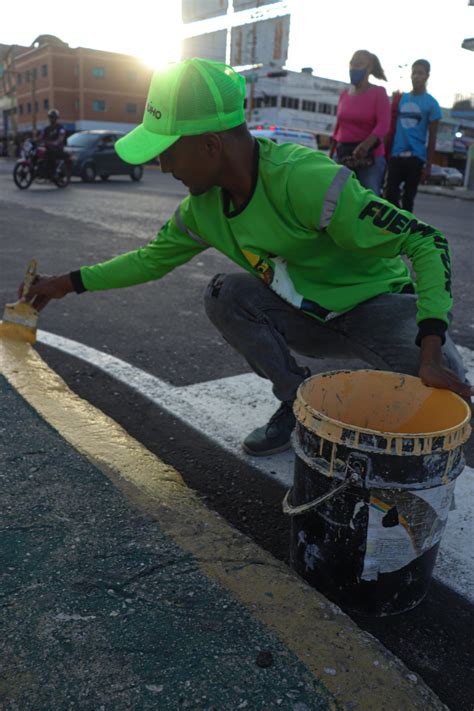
0,337,446,711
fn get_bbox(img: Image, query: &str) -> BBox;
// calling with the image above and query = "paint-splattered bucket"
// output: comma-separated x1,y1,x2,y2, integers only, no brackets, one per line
283,370,471,616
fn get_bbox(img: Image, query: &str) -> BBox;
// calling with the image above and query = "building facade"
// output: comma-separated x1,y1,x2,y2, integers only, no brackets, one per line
1,35,152,138
0,43,29,138
242,66,346,144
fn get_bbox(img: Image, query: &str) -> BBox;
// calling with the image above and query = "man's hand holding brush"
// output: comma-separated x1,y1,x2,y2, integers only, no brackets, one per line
19,274,74,312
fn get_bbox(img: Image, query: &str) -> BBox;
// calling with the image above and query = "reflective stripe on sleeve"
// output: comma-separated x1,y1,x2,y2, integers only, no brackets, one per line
174,208,209,248
319,166,352,230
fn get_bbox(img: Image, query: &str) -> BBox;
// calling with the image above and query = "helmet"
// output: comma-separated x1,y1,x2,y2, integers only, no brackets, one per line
48,109,60,119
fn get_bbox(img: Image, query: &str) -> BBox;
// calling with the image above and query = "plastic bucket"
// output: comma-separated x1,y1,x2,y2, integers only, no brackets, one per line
283,370,471,616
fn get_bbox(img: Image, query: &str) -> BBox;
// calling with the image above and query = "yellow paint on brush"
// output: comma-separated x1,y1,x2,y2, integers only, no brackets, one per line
0,338,446,711
0,320,37,344
1,258,39,342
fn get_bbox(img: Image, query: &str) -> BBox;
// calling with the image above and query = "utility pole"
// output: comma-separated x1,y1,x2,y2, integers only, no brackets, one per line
246,20,258,123
246,0,261,123
31,69,37,135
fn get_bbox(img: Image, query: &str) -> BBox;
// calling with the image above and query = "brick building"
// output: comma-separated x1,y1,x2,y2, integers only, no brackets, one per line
1,35,152,137
1,43,29,138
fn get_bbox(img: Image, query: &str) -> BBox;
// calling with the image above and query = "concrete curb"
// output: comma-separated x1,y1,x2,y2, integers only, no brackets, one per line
418,185,474,200
0,335,447,710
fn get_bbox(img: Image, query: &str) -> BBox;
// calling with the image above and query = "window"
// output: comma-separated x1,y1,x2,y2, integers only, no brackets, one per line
27,102,31,114
19,104,23,115
35,101,38,112
100,135,116,147
92,99,106,112
41,64,48,77
92,67,105,78
17,73,22,85
281,96,299,109
302,100,316,112
74,64,79,76
26,70,31,83
43,98,49,110
67,133,100,148
74,98,80,110
318,102,334,115
126,103,137,113
254,95,277,108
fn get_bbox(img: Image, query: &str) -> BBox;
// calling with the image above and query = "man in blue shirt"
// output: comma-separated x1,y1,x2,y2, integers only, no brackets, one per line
385,59,441,212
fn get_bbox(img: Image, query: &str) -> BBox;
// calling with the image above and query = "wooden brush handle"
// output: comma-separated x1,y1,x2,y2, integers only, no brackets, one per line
21,259,38,299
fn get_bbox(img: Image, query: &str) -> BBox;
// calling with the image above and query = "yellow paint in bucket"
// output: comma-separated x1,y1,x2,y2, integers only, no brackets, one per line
296,370,471,452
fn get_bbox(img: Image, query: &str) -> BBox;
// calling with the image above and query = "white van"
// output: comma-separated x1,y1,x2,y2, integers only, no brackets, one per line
249,125,319,150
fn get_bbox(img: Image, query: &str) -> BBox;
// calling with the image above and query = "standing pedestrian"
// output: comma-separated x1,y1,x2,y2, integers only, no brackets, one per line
385,59,441,212
331,49,390,195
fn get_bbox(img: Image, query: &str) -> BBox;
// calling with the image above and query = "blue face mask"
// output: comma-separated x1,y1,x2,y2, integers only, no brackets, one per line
350,68,367,85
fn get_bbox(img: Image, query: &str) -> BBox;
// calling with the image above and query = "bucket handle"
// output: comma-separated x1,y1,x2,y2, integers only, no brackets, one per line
282,454,367,517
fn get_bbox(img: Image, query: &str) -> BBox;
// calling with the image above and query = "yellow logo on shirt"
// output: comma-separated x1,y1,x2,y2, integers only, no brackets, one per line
242,250,274,285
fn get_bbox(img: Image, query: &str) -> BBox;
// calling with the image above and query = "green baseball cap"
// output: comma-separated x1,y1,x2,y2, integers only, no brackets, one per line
115,58,247,165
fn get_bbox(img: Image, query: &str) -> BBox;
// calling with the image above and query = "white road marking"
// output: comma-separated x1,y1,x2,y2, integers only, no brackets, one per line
37,329,474,602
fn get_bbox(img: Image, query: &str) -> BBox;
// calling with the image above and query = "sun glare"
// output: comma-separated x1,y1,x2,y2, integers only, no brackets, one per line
137,19,183,71
140,52,181,72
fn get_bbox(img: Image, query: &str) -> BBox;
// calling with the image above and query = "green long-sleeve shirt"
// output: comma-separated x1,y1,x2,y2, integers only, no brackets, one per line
77,139,452,342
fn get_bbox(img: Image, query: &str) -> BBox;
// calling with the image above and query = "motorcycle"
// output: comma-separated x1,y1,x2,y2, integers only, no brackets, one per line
13,139,71,189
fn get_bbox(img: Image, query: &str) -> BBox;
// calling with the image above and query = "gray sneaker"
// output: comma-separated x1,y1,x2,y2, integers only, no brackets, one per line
242,401,296,456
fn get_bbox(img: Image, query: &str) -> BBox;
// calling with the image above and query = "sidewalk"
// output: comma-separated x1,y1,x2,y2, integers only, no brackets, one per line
0,336,446,710
418,183,474,200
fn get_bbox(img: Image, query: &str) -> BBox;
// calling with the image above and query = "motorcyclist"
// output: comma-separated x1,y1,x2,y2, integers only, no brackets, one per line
41,109,66,177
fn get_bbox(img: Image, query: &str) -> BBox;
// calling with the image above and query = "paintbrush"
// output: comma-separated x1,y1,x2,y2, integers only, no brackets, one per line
0,259,39,344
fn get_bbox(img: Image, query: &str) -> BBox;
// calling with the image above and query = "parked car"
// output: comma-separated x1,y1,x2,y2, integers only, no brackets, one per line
66,130,143,182
423,164,446,185
249,124,319,150
441,167,463,187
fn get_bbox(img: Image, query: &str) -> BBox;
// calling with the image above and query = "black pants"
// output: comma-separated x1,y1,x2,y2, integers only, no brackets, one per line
45,146,64,177
385,156,424,212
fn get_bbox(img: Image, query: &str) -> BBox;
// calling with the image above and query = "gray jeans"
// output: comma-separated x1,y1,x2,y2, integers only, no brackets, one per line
204,272,467,403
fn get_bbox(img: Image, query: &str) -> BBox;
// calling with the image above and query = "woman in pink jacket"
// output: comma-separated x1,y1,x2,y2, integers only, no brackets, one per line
331,50,390,195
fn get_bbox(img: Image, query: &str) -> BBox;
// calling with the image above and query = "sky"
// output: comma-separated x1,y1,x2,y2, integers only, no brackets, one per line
1,0,473,108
